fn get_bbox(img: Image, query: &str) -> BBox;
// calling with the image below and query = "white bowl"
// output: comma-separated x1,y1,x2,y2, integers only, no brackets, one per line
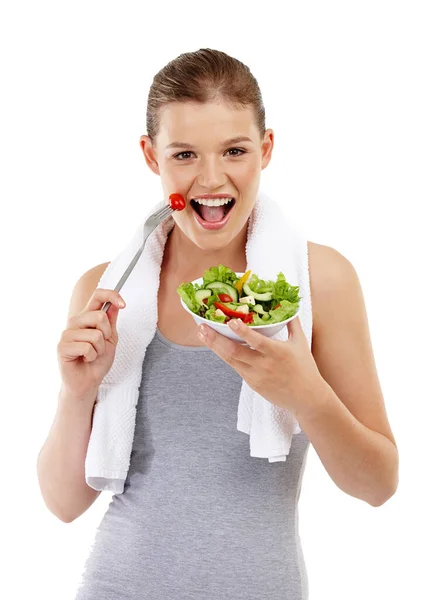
179,272,301,346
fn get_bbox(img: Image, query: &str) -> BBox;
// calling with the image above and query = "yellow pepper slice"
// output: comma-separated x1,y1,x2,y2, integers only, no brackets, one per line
235,269,252,294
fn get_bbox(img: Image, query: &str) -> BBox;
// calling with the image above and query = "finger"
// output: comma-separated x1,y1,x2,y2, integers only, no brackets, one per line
286,314,302,340
59,340,97,363
68,311,112,340
62,327,106,355
199,324,259,369
85,288,126,313
226,318,274,355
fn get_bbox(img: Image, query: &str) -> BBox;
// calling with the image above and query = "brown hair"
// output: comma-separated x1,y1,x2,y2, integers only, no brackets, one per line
146,48,266,145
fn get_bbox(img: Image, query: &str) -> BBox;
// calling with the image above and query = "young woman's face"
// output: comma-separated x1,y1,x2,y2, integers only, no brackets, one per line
140,100,274,250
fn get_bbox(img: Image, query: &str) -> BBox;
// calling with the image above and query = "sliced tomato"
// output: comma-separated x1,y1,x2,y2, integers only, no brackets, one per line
214,301,252,323
218,293,233,303
243,313,254,324
214,302,241,318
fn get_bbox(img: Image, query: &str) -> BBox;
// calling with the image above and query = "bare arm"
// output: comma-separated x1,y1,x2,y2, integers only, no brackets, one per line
37,385,100,522
37,262,109,522
301,244,399,506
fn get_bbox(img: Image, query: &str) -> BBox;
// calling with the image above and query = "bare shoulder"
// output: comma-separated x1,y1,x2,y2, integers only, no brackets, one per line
307,240,362,343
307,241,359,321
307,240,354,286
67,261,111,320
84,261,111,282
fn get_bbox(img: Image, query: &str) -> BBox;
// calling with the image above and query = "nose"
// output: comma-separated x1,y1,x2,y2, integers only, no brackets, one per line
197,155,226,189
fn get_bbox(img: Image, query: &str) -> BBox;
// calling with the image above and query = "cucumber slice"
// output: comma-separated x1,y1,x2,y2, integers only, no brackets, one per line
243,282,272,302
205,281,238,302
252,304,266,315
195,289,213,307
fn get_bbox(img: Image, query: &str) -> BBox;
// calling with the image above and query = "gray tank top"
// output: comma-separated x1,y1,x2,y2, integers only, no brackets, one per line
75,327,311,600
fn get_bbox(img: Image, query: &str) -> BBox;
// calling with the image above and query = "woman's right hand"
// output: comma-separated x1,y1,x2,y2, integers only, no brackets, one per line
57,289,126,399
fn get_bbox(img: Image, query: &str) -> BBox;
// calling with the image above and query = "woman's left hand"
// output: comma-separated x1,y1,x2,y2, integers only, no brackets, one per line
197,316,324,416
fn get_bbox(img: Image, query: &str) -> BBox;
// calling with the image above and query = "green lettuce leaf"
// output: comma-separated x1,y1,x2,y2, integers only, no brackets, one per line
265,299,299,324
176,282,201,313
202,264,239,287
246,273,274,294
272,272,302,303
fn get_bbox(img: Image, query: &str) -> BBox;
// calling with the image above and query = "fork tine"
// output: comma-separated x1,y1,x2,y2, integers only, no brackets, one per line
153,204,174,223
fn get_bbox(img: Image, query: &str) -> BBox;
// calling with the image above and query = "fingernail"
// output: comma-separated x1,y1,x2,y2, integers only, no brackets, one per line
119,299,125,307
229,319,240,329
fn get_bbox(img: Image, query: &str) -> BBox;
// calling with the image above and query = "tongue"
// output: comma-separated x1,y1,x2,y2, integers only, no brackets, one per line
199,204,226,222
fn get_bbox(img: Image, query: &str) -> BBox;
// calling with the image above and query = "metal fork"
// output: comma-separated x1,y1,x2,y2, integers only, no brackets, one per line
101,202,175,313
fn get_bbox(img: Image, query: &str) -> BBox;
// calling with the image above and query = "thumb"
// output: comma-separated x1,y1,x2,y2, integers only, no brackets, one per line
106,303,122,338
286,314,301,340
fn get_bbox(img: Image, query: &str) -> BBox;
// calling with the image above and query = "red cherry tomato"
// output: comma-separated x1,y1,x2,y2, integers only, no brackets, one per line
218,293,233,303
243,313,254,325
169,193,186,211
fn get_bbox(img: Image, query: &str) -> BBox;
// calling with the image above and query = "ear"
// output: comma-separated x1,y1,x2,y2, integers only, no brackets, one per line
140,135,160,175
261,129,274,171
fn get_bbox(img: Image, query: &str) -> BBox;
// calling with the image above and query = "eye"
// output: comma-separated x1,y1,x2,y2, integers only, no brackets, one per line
226,148,246,157
173,147,246,161
173,151,194,160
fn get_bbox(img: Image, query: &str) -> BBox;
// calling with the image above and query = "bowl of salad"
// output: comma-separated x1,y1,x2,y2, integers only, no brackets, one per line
176,264,302,345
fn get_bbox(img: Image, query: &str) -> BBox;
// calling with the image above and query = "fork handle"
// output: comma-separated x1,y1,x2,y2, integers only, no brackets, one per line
101,239,146,313
101,201,172,313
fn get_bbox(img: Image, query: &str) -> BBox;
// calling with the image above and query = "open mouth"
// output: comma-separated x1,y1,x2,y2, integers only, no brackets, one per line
191,198,236,221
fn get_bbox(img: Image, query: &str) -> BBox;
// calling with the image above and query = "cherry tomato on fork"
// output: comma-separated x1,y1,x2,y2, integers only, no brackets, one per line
169,193,186,211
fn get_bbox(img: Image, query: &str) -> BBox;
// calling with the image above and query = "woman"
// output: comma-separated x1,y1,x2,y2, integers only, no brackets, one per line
39,48,399,600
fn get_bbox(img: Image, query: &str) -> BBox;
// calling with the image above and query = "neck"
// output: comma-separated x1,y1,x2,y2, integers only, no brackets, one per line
162,221,248,280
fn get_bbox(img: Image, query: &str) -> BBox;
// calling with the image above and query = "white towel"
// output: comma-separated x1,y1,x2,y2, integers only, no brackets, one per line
85,189,313,494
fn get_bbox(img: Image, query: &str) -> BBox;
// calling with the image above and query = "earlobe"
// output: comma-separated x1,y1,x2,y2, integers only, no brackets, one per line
139,135,160,175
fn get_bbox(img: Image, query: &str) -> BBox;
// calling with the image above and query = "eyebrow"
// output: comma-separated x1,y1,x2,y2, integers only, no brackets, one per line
165,136,254,150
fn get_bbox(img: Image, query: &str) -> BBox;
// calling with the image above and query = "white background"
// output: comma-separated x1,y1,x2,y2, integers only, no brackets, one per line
1,1,431,598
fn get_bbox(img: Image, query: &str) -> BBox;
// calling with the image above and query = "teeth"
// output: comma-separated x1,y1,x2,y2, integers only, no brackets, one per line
192,197,234,207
